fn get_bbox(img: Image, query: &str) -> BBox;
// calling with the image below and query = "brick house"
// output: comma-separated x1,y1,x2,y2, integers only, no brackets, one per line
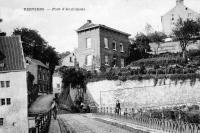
26,57,50,95
0,36,28,133
76,20,131,71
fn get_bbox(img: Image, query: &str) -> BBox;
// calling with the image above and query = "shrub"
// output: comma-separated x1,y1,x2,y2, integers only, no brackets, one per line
70,105,80,113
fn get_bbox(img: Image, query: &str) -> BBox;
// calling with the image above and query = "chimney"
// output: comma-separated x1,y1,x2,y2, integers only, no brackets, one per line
176,0,184,5
87,20,92,23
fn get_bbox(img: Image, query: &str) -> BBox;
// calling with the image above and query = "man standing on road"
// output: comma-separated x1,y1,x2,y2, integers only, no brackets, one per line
51,98,58,120
116,100,121,115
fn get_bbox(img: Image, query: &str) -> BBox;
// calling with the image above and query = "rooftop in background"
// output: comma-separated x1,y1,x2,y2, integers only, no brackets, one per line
26,56,49,69
77,20,131,36
0,36,26,72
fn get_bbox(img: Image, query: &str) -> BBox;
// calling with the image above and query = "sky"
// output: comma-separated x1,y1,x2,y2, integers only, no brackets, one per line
0,0,200,53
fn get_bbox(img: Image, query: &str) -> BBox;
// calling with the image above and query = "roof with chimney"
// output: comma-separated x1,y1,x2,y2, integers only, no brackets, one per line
77,20,131,36
26,57,49,69
163,0,200,17
0,36,26,72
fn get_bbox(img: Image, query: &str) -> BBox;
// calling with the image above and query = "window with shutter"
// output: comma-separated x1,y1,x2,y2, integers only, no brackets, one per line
104,38,108,48
0,118,3,126
86,55,93,66
86,38,92,48
105,56,109,65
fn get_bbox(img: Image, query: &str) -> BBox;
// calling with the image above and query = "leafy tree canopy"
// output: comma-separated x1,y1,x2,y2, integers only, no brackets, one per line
147,31,167,54
12,28,59,67
59,67,87,93
148,31,167,44
128,33,151,62
13,28,47,60
12,28,60,90
135,32,151,53
173,18,200,58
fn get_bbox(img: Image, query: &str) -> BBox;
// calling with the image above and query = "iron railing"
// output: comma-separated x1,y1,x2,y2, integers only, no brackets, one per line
35,110,52,133
29,110,52,133
97,107,200,133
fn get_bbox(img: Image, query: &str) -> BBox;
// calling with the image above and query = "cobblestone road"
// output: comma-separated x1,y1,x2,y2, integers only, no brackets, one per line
58,114,134,133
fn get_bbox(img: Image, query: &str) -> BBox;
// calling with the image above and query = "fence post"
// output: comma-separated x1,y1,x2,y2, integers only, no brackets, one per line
132,108,134,119
125,108,127,119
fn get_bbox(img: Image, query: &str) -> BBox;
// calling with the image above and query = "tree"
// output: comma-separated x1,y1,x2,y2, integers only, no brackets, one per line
127,40,142,63
135,33,151,58
145,23,153,35
173,18,200,59
148,31,167,54
12,28,47,60
43,45,60,91
128,34,151,63
12,28,60,92
59,67,88,106
0,19,6,36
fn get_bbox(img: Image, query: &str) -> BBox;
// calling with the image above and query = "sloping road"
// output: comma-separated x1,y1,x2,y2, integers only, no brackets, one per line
57,114,134,133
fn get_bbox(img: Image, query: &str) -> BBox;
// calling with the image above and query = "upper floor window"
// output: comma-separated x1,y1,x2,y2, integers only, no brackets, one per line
121,58,125,68
105,56,109,65
171,14,174,21
57,83,60,88
113,57,117,67
0,118,3,126
86,55,93,66
86,38,92,48
188,13,192,17
0,81,10,88
1,99,5,105
38,73,42,80
104,38,109,48
43,74,45,81
0,81,5,88
6,98,11,105
112,41,117,50
69,57,71,62
6,81,10,87
120,43,124,52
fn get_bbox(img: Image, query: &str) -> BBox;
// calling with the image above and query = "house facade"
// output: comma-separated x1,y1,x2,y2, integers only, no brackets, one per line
76,20,130,70
0,36,28,133
26,57,50,95
161,0,200,35
61,49,79,67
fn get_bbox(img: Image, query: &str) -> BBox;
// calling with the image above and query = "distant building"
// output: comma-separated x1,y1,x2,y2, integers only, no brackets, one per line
60,49,79,67
161,0,200,35
52,66,62,95
76,20,130,70
26,57,50,95
0,36,28,133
